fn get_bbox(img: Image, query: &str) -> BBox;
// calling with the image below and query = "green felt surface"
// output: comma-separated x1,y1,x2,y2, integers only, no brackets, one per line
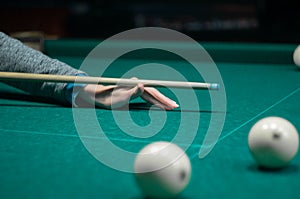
1,40,300,199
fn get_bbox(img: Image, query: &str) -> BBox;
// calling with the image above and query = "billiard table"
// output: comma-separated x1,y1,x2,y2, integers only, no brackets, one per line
0,38,300,199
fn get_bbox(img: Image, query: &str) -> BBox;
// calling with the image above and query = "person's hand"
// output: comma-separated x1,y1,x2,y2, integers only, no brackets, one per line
76,83,179,110
142,87,179,110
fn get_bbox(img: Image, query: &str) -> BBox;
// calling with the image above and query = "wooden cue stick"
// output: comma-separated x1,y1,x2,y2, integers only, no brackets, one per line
0,72,220,90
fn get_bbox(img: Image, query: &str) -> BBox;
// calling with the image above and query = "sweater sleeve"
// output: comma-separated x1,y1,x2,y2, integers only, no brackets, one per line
0,32,87,104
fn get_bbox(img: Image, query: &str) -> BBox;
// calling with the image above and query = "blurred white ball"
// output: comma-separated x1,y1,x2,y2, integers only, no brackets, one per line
134,141,191,198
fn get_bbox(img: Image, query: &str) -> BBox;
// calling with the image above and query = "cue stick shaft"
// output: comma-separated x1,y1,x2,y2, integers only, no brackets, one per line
0,72,219,90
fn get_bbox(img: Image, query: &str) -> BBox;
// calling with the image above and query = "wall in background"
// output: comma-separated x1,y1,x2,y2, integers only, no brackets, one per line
0,0,299,43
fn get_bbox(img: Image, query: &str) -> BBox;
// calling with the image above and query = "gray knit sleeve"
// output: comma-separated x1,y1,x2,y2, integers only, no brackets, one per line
0,32,87,104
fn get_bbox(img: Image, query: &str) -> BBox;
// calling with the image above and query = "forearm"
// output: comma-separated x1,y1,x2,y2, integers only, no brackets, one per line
0,32,86,104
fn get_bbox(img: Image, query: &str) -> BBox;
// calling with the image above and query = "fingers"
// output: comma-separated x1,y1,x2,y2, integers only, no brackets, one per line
142,87,179,110
92,83,144,109
142,92,175,110
125,83,144,100
76,79,178,110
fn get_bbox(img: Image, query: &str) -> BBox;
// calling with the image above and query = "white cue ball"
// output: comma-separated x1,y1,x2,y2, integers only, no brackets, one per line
293,45,300,67
134,141,191,199
248,117,299,169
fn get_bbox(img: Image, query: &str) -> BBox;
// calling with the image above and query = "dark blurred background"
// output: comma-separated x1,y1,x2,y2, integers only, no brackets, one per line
0,0,299,43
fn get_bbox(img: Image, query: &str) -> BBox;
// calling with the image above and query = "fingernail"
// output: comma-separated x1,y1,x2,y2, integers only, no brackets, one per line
173,103,179,108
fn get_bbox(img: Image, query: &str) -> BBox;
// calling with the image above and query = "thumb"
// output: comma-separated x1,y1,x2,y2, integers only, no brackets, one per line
124,83,144,100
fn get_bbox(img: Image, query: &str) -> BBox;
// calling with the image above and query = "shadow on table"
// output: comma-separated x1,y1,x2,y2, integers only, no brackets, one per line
247,163,298,174
129,103,225,113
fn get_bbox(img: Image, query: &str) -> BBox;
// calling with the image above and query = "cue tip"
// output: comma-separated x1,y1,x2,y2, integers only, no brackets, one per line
210,83,220,90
